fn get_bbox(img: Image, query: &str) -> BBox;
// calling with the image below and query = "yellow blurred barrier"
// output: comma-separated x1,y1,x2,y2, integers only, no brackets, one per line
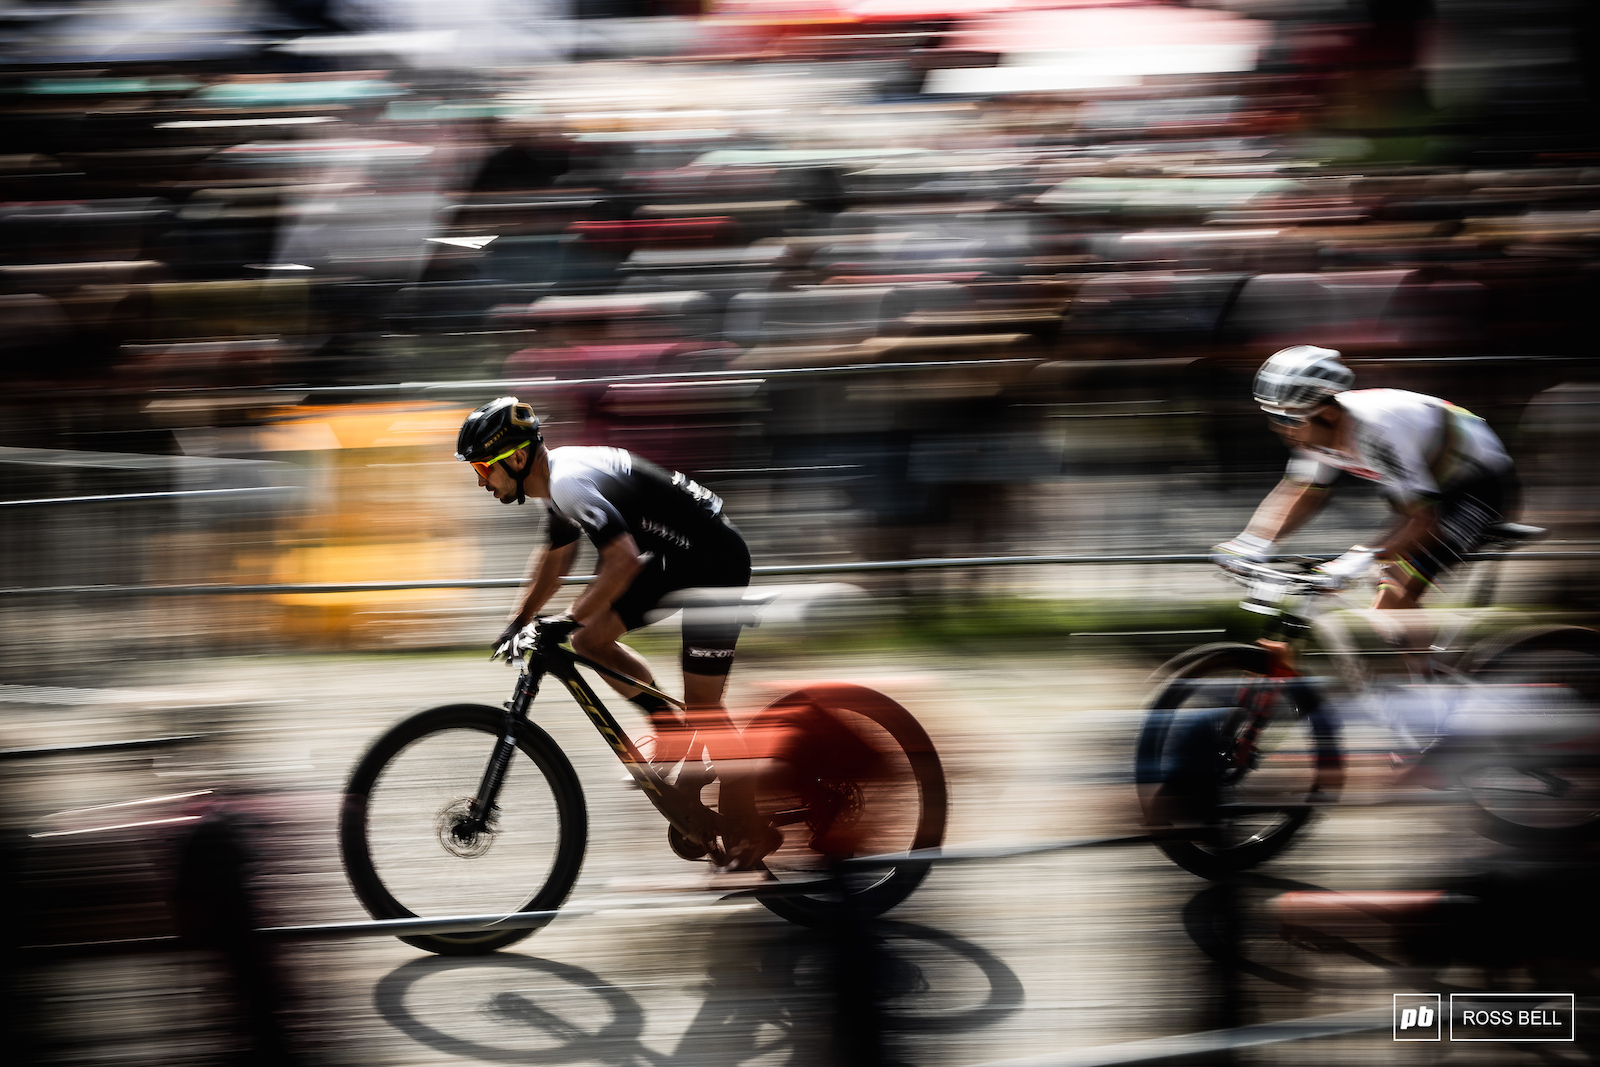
260,402,481,647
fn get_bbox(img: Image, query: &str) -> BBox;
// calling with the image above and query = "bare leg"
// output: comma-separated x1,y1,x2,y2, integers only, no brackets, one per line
570,611,691,763
575,616,767,863
1372,575,1424,612
682,670,735,738
1371,563,1428,647
570,610,652,693
683,670,756,821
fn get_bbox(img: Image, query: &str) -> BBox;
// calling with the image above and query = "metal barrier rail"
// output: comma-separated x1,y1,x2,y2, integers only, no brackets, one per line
0,486,295,509
838,833,1170,870
2,550,1597,598
0,735,202,761
208,357,1046,401
262,895,725,942
24,839,1162,949
8,356,1044,409
35,351,1585,405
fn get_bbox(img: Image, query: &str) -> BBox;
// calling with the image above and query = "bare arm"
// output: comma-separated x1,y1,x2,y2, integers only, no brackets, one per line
566,534,645,627
1243,479,1330,542
509,541,578,627
1374,503,1439,563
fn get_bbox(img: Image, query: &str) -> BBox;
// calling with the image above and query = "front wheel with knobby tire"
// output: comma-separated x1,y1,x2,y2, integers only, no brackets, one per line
1137,644,1343,879
339,703,587,955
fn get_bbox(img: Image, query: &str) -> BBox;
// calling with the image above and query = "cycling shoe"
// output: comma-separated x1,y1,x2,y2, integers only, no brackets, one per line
715,825,782,874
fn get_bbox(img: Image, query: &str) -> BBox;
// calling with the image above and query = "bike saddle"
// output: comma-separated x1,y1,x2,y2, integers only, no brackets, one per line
1484,522,1547,543
664,584,866,628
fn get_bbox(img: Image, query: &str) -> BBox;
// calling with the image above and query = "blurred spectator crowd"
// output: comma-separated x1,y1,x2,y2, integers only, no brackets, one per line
2,0,1600,651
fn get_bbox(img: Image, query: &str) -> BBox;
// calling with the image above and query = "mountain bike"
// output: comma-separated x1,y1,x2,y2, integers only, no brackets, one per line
339,613,948,955
1135,523,1600,879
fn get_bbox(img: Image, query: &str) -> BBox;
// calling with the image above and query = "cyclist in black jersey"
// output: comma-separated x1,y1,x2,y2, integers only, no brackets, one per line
456,397,776,870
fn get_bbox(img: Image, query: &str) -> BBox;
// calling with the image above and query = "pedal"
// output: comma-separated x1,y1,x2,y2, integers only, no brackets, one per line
668,825,709,861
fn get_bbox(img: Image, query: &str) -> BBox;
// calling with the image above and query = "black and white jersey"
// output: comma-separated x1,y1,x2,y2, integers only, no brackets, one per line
1286,389,1512,507
544,446,727,560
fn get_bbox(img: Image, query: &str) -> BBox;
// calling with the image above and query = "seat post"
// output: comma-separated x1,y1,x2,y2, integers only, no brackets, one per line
1467,523,1547,608
1467,553,1501,610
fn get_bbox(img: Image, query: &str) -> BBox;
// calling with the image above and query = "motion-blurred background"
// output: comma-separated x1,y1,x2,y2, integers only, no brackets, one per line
3,0,1598,663
3,2,1600,1064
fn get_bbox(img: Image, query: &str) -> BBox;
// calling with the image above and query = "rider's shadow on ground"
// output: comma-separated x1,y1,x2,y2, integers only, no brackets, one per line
371,912,1024,1066
1181,875,1422,1002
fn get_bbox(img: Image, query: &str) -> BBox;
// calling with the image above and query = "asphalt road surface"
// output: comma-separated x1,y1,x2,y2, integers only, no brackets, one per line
2,641,1588,1066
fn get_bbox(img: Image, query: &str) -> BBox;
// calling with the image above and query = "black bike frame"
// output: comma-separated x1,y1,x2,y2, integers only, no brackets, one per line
467,625,733,852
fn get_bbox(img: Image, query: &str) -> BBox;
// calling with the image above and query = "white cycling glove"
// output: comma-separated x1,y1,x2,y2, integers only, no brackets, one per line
492,619,532,661
1212,532,1274,564
1315,546,1379,588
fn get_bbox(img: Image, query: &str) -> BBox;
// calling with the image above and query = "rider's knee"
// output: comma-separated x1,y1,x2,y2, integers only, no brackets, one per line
569,628,614,659
1375,563,1427,610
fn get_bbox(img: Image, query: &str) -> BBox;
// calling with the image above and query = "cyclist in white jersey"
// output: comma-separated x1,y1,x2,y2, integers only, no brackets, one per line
455,397,777,871
1216,346,1518,612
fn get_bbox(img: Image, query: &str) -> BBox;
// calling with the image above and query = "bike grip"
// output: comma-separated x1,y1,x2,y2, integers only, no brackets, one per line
1213,533,1274,563
535,614,583,643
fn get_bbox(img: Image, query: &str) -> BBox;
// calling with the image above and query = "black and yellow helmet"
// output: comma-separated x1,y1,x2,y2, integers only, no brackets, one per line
455,397,541,463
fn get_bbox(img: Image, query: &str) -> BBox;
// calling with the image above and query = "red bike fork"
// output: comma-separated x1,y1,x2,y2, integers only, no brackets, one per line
1230,640,1301,771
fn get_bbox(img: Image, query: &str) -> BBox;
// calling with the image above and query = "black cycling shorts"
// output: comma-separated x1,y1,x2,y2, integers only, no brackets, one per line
609,517,752,677
1387,471,1517,591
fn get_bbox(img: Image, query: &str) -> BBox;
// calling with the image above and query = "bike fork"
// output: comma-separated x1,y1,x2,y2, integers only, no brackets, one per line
1231,641,1300,771
1231,684,1281,772
467,668,542,832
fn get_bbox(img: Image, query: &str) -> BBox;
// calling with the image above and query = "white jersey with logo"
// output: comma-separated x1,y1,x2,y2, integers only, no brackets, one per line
1286,389,1511,507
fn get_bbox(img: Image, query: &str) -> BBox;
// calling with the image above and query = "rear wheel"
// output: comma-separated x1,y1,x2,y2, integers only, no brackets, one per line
1137,644,1343,879
339,704,587,955
1457,626,1600,844
744,685,947,926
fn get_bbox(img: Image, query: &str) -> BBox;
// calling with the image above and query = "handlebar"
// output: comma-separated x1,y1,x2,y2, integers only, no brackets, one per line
531,614,583,646
493,614,583,663
1212,556,1351,622
1214,556,1344,594
496,614,686,709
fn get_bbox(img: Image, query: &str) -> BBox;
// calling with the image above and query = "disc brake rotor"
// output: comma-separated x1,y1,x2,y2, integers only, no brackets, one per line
806,778,864,835
436,797,495,858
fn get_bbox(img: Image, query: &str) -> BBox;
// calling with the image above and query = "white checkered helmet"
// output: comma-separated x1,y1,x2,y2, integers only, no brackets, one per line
1253,345,1354,415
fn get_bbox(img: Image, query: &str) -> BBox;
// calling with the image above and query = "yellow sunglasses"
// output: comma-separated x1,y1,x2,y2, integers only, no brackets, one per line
469,441,529,478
